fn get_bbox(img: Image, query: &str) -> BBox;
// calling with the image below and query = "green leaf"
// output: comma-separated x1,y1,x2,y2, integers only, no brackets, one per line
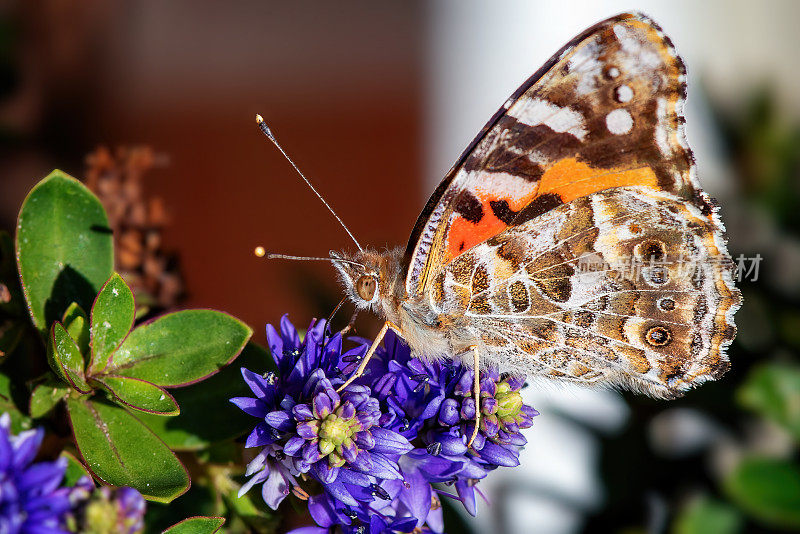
61,450,93,487
162,517,225,534
90,273,134,373
29,379,70,418
221,486,279,534
737,363,800,439
724,456,800,528
672,496,742,534
66,397,189,502
106,310,252,387
62,303,90,356
94,375,179,415
50,322,90,393
16,170,113,335
0,371,31,433
139,342,271,450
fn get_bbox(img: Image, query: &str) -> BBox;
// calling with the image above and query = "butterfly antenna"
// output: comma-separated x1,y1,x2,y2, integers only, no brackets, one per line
255,114,364,252
254,247,365,269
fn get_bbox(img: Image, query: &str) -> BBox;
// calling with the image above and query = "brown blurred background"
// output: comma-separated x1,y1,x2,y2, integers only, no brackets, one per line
0,1,424,342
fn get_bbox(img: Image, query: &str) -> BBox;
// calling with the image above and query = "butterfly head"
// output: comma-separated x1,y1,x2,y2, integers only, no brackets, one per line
330,249,396,311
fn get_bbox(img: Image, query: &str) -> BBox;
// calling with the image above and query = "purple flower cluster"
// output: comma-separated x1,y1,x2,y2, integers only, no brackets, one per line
69,478,146,534
232,316,538,533
0,414,73,533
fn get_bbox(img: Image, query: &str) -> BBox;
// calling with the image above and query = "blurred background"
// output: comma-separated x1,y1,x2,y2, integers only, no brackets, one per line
2,1,800,533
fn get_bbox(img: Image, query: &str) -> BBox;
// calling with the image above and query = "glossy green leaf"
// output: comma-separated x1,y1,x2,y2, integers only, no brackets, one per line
61,450,93,487
95,375,178,415
106,310,251,387
50,322,90,393
16,170,113,335
737,363,800,439
66,397,189,502
139,342,271,450
29,380,70,418
62,303,89,356
672,496,742,534
162,517,225,534
90,273,134,373
724,456,800,528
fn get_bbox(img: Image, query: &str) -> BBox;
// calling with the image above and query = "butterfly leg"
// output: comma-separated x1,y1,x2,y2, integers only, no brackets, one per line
467,344,481,449
338,310,360,336
337,320,401,392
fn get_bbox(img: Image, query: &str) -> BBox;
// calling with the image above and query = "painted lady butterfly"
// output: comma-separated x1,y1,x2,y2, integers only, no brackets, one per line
262,12,741,444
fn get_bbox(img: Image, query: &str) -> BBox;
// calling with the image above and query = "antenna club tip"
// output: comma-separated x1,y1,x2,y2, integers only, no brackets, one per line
254,246,266,257
255,114,264,124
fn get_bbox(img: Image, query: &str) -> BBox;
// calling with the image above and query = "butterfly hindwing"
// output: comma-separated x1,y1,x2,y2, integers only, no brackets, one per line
404,12,708,299
427,186,738,398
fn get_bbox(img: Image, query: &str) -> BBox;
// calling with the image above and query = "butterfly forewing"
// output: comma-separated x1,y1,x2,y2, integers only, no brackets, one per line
405,12,707,299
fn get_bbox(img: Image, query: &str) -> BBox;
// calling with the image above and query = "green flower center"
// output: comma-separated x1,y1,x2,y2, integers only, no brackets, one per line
495,381,523,420
316,409,362,468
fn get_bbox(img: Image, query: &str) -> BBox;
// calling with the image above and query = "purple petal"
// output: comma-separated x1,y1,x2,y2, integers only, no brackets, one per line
368,452,402,480
438,398,460,426
398,464,431,528
460,398,476,420
311,462,340,485
341,440,359,464
506,376,525,390
324,480,359,508
297,421,318,440
370,427,413,455
245,424,273,448
478,441,520,467
438,434,467,456
307,494,340,528
302,441,323,464
240,368,275,401
370,515,389,534
230,397,269,419
336,468,371,487
262,468,291,510
481,397,498,415
292,404,314,421
339,401,356,420
284,436,305,456
421,394,445,420
312,392,334,419
456,479,478,516
265,410,293,431
354,430,375,450
265,324,284,365
11,428,43,469
280,314,300,347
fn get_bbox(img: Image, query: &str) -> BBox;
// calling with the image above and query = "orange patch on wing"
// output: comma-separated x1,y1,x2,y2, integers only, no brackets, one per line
445,205,506,262
443,158,658,263
538,158,658,202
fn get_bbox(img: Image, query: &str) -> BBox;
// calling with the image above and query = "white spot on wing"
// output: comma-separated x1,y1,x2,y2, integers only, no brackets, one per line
615,85,633,103
473,171,538,198
606,109,633,135
655,98,672,156
510,98,587,140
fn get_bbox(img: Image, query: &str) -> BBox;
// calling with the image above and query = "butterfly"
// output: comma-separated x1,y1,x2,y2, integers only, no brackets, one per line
259,12,740,446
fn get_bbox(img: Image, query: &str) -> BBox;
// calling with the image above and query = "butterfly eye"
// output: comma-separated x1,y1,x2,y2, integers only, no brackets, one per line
356,275,377,301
